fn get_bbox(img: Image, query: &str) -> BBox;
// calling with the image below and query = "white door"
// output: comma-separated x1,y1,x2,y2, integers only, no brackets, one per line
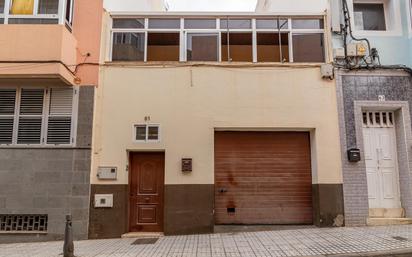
362,111,400,209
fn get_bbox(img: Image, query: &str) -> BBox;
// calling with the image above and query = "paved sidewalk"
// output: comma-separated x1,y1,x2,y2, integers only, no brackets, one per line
2,225,412,257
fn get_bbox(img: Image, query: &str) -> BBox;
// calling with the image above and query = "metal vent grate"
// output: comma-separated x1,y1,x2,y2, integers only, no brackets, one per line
0,215,48,232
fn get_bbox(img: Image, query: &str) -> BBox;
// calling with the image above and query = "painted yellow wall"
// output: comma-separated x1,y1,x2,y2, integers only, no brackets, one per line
92,65,342,185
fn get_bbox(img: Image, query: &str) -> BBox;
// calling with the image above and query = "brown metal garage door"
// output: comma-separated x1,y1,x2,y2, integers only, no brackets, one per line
214,131,313,225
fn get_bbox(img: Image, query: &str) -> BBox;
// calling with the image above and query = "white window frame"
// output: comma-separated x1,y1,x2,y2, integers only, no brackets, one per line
219,17,253,62
0,86,78,147
63,0,74,27
1,0,70,25
133,124,161,143
255,18,290,62
109,16,326,64
350,0,403,36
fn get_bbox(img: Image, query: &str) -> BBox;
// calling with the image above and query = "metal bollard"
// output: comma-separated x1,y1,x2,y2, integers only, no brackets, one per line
63,214,74,257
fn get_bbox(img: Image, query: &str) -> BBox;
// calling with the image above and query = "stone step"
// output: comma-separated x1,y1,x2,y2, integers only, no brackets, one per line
367,218,412,226
369,208,405,218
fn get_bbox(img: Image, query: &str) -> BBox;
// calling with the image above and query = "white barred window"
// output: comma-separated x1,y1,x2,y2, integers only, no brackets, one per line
0,87,77,146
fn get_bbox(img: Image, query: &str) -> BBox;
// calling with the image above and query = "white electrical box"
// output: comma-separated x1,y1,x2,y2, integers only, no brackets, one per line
320,64,334,79
97,166,117,180
94,194,113,208
347,43,367,57
347,43,357,57
333,48,345,59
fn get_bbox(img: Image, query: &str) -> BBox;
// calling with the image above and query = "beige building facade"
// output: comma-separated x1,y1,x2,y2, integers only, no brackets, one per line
89,10,344,238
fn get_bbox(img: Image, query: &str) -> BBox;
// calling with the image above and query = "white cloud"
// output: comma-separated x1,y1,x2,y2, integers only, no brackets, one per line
166,0,258,11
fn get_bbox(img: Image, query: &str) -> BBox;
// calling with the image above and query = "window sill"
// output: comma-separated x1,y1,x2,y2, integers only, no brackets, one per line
0,146,90,150
104,61,324,68
353,29,403,37
0,231,47,234
133,140,161,143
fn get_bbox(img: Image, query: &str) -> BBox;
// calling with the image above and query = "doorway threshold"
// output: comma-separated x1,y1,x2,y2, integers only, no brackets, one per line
121,232,164,238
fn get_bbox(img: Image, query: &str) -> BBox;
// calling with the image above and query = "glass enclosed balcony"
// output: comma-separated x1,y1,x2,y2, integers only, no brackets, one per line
0,0,73,26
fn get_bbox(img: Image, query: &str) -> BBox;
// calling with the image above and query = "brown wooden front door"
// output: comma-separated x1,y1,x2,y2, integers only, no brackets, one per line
129,152,164,232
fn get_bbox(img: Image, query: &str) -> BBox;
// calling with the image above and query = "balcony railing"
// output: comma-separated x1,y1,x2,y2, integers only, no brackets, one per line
0,0,73,27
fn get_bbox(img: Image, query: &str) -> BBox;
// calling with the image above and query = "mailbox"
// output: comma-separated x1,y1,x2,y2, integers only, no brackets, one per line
181,158,192,172
347,148,361,162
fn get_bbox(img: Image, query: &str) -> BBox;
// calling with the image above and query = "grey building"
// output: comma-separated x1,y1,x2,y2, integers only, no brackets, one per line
0,0,101,243
331,0,412,226
0,83,94,243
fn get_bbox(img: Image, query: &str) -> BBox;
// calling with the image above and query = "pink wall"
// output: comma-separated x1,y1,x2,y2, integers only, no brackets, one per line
0,0,103,86
73,0,103,86
0,25,78,84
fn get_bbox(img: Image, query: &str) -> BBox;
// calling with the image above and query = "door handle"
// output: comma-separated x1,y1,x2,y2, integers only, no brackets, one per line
218,188,228,193
376,148,380,168
144,197,150,202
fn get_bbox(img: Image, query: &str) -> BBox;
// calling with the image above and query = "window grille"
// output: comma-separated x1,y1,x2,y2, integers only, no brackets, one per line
362,111,394,128
0,214,48,232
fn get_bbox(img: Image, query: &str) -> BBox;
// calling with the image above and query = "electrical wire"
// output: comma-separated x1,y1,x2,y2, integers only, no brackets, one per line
0,60,100,77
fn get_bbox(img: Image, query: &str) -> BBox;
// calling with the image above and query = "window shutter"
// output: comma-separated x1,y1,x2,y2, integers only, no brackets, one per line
17,89,44,144
17,117,42,144
19,89,44,115
49,88,73,115
0,118,14,144
47,117,72,144
0,89,17,115
0,89,16,144
47,88,73,145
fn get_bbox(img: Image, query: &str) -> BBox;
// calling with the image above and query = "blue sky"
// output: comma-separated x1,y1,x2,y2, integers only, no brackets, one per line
166,0,258,11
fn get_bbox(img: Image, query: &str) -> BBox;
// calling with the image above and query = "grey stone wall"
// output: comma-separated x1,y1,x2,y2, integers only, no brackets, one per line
0,86,94,243
336,71,412,226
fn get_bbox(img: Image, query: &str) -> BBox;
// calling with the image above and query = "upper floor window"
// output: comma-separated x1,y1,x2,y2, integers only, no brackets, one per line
64,0,73,26
354,2,386,31
0,87,77,146
0,0,4,14
110,16,326,63
187,33,219,61
134,124,160,142
0,0,73,25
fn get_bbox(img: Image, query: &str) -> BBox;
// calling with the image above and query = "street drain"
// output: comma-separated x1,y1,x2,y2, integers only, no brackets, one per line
392,236,408,241
132,238,159,245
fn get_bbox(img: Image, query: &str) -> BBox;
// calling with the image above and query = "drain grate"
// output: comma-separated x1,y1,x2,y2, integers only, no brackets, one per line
392,236,408,241
131,238,159,245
